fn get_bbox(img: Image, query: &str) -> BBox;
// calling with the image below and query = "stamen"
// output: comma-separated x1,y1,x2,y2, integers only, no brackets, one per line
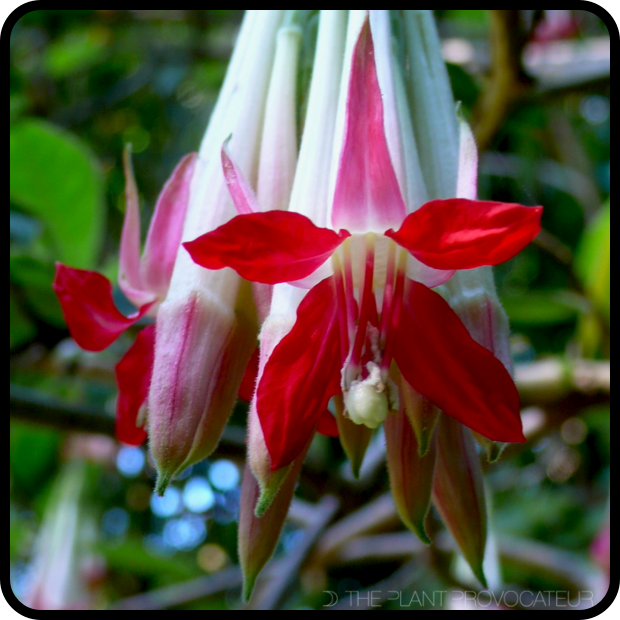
379,240,397,344
380,248,407,377
332,252,351,365
341,238,357,330
346,234,376,385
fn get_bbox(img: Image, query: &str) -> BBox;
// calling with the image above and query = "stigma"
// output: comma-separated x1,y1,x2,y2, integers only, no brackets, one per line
344,362,388,429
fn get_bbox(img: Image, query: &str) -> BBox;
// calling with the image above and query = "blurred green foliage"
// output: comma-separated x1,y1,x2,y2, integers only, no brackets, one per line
11,119,105,267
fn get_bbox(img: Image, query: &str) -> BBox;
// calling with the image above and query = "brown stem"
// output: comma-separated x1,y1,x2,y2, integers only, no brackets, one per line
473,10,532,151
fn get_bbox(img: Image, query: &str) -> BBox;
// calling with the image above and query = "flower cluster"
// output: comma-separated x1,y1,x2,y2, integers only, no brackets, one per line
54,10,542,597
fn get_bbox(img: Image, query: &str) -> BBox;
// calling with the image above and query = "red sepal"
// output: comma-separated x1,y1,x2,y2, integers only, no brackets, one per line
183,211,348,285
53,263,154,351
386,199,542,270
257,277,341,469
239,346,259,403
317,411,339,437
115,324,155,446
393,280,525,443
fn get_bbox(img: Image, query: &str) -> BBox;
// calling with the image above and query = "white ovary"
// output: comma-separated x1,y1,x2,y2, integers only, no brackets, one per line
344,362,388,429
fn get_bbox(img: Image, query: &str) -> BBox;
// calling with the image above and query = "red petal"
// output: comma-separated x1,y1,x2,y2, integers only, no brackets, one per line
317,410,339,437
393,280,524,443
332,19,407,234
115,325,154,445
53,263,154,351
257,277,341,469
386,200,543,269
184,211,349,284
238,346,259,402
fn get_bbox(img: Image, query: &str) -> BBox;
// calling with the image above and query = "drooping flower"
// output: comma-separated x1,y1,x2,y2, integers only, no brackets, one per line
52,12,301,493
183,13,542,596
22,463,103,610
233,12,348,596
185,17,542,473
53,149,196,446
146,10,288,493
185,11,541,596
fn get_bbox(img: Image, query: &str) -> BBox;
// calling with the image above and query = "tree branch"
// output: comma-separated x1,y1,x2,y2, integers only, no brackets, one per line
472,10,532,151
10,383,116,436
9,383,247,449
108,566,242,611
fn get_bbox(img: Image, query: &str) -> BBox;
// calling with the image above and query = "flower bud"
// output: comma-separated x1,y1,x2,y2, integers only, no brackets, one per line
149,11,285,492
252,23,302,321
246,10,348,510
247,284,306,515
433,414,488,587
385,401,436,544
445,117,513,461
402,10,459,200
150,281,257,494
24,463,100,610
239,442,309,601
399,374,440,457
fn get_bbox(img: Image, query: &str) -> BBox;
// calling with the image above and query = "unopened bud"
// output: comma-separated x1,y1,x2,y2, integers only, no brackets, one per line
248,404,292,517
433,414,488,588
239,442,309,601
150,282,256,495
399,375,440,457
385,402,436,544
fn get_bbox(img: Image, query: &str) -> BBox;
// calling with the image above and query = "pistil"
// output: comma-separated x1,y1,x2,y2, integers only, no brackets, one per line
346,234,376,385
379,239,398,345
332,252,352,366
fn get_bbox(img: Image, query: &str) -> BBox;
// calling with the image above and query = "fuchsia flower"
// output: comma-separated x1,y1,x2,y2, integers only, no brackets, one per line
185,19,542,472
52,12,298,493
23,463,103,611
53,150,196,445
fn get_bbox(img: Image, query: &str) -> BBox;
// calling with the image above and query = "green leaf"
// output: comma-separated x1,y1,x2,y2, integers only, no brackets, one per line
446,9,487,23
502,290,582,326
10,119,105,268
583,405,611,465
575,201,610,320
43,26,109,78
10,211,42,245
100,538,200,580
10,254,66,328
446,64,480,110
10,423,61,498
10,93,30,123
10,292,36,350
443,10,489,26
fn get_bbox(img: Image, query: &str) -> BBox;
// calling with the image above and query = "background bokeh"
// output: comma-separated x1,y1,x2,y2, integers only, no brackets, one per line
10,10,610,610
